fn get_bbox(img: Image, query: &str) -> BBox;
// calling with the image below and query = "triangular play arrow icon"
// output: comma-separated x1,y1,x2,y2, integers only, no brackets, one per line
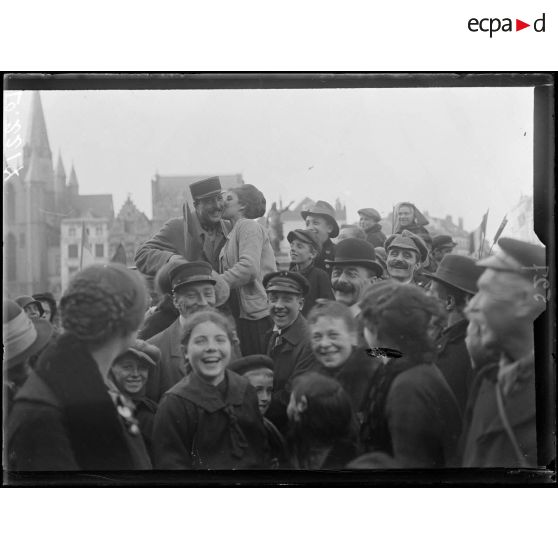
516,19,530,31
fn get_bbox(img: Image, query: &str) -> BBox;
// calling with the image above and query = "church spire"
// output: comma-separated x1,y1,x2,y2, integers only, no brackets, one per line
68,163,79,189
25,91,52,159
55,150,66,179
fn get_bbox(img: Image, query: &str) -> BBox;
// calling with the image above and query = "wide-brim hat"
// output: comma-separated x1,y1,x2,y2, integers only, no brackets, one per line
357,207,381,222
263,271,309,296
423,254,484,295
14,295,44,317
300,200,340,238
4,300,53,368
287,229,321,251
325,238,384,277
477,237,546,278
229,354,275,376
385,230,429,263
189,176,223,201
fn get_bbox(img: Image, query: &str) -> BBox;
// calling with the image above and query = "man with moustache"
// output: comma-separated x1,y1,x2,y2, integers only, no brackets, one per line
146,259,234,402
384,230,429,286
326,238,384,344
263,271,317,432
301,200,340,278
135,176,232,276
461,238,548,468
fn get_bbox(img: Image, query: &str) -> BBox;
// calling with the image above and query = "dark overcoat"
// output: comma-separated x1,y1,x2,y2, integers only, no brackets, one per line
146,318,187,402
461,359,537,467
152,369,268,469
264,314,318,432
364,224,387,249
362,358,462,468
290,263,335,317
314,238,336,278
434,319,476,415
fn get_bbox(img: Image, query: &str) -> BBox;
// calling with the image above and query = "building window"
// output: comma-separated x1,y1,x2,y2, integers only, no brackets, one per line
69,227,76,237
68,244,79,258
19,232,25,248
95,244,104,258
95,226,103,236
68,266,79,276
6,234,17,281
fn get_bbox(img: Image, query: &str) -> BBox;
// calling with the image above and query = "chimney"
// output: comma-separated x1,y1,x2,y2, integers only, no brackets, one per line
458,217,464,230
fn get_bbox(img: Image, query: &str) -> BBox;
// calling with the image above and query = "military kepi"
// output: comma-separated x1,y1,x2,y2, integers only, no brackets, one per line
477,237,546,278
170,261,216,292
189,176,223,201
263,271,309,296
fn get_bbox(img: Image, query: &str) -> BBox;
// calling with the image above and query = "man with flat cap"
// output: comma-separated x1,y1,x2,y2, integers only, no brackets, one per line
425,255,485,414
146,259,236,402
358,207,387,249
427,235,458,273
135,176,232,277
263,271,317,432
384,230,429,286
461,238,548,468
301,200,339,278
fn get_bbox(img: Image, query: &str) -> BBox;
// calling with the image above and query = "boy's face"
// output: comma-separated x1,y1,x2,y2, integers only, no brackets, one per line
310,316,356,369
245,370,274,415
111,356,149,396
289,240,314,266
305,215,333,244
267,291,303,329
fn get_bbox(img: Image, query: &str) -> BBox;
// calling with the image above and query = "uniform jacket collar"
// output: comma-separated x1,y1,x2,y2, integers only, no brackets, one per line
168,369,247,413
278,314,307,346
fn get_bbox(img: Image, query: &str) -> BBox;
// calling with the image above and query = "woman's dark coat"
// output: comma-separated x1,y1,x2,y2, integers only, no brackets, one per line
362,357,462,468
152,369,269,469
7,335,151,471
364,224,387,249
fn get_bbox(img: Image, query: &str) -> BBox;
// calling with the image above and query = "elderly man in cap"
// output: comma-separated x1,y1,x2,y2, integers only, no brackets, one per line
326,238,384,318
425,255,485,414
358,207,387,248
461,238,548,468
384,230,429,286
146,259,234,402
263,271,317,432
301,200,339,278
135,176,232,277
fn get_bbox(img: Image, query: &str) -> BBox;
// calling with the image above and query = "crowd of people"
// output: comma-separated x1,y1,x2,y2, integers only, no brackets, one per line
3,176,549,471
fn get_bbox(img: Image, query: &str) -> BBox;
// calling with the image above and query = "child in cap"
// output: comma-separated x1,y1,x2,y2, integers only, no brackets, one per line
152,310,269,470
229,355,289,468
287,229,334,317
109,340,161,459
287,372,358,469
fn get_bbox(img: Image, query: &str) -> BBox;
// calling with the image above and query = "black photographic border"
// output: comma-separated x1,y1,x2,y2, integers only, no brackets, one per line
2,72,555,487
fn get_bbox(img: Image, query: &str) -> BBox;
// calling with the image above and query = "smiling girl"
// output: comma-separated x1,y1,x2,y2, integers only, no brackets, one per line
152,310,268,469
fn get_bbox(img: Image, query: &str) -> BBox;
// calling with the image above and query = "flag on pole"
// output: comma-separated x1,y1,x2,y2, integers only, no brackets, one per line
468,210,489,259
110,242,127,265
183,201,203,262
80,221,94,269
492,214,508,245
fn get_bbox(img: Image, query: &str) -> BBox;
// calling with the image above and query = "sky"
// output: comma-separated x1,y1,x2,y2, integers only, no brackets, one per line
14,86,534,238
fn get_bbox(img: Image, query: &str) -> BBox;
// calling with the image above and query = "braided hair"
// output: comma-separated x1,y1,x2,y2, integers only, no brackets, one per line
60,264,148,347
360,280,446,364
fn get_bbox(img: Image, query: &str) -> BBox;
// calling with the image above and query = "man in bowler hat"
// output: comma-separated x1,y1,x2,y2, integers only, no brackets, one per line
301,200,339,278
135,176,232,277
358,207,387,248
425,255,485,413
263,271,317,432
461,238,548,467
